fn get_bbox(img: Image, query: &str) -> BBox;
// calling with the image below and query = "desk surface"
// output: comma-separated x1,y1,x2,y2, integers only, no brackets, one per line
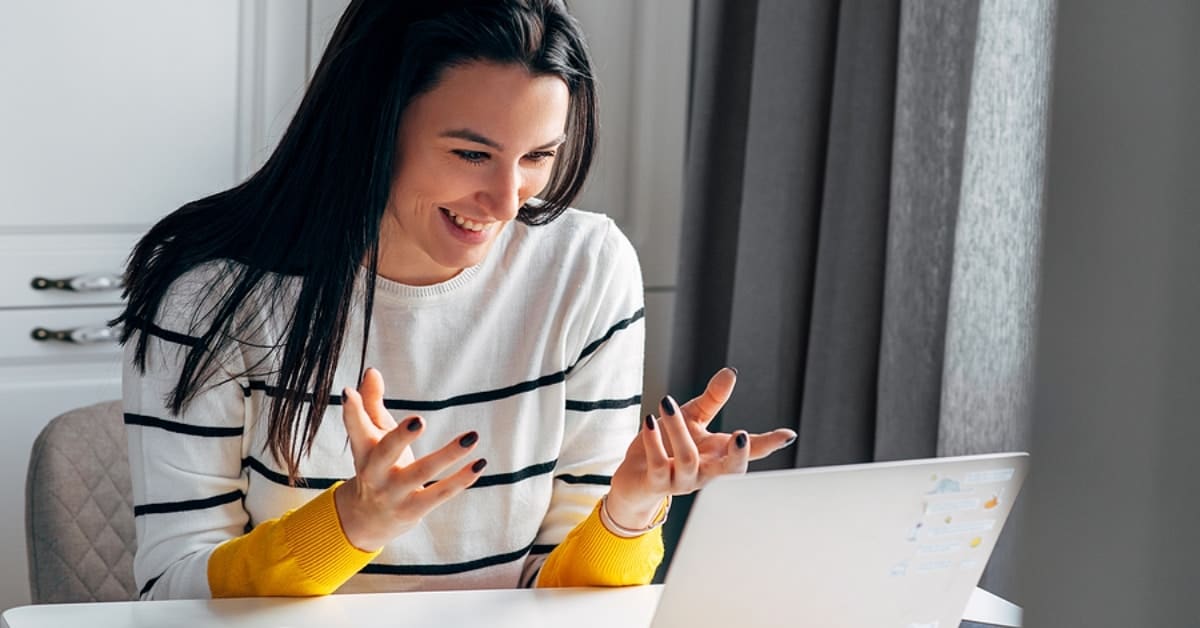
2,585,1021,628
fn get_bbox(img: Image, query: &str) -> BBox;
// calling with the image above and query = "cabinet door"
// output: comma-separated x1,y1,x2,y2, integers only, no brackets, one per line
0,1,241,229
0,0,309,232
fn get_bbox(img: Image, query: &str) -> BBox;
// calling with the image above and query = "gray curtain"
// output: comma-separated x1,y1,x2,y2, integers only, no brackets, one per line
662,0,1055,602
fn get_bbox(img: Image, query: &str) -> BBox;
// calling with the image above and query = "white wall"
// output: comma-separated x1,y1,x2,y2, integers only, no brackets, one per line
570,0,691,413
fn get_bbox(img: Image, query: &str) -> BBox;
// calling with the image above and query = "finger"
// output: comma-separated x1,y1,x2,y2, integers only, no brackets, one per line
747,428,799,461
391,431,480,494
408,457,488,518
723,430,751,475
640,414,671,484
358,367,398,431
361,415,424,486
660,396,699,486
341,387,378,465
679,367,737,430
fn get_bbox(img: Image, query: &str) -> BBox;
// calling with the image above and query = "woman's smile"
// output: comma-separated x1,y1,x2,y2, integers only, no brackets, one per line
438,206,494,244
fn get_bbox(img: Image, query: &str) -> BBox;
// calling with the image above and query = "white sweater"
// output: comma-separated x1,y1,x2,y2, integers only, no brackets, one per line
123,209,646,599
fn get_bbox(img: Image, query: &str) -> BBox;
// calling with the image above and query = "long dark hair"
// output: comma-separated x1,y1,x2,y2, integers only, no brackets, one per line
115,0,597,480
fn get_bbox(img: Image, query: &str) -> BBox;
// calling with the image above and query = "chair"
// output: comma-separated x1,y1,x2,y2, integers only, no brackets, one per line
25,400,137,603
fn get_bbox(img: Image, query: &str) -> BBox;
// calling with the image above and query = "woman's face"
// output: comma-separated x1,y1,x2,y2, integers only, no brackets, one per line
379,61,570,285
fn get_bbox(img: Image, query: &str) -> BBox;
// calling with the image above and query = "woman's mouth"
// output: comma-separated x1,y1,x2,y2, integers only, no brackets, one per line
438,207,494,245
440,207,492,233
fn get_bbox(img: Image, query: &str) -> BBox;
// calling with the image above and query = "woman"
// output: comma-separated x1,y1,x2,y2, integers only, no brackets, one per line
117,0,796,600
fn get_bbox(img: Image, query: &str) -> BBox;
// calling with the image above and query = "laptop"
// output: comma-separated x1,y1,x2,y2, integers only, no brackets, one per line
651,452,1029,628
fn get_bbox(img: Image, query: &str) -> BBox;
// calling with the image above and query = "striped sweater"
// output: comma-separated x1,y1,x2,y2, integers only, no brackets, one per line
123,209,658,599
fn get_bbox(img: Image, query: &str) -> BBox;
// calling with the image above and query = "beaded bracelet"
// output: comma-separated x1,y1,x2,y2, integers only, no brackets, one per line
599,494,672,538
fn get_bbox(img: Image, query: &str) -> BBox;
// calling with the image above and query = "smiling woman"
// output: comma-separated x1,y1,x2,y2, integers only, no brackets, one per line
380,62,569,285
113,0,794,602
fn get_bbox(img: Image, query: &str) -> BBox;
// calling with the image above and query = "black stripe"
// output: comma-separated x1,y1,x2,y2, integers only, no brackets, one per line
246,371,566,412
529,544,557,555
243,310,642,412
244,380,345,405
242,456,342,490
569,308,645,371
245,456,559,492
139,574,162,598
359,541,535,576
471,459,558,488
133,489,244,516
384,371,566,412
554,473,612,486
565,395,642,412
128,315,200,347
124,412,243,438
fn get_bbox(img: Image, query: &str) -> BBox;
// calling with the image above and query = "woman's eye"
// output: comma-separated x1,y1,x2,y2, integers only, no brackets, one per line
525,150,557,163
453,150,489,164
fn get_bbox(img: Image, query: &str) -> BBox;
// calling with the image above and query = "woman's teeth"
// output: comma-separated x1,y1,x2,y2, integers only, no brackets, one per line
442,208,489,233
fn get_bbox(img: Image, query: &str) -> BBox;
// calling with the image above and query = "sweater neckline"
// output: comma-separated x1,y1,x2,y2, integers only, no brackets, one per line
358,222,517,302
365,263,483,301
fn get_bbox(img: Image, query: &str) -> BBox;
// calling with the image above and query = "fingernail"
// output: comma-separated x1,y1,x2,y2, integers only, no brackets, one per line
736,432,747,449
728,366,739,377
459,431,478,448
784,434,797,447
660,396,676,416
472,458,488,473
406,417,422,432
644,414,656,431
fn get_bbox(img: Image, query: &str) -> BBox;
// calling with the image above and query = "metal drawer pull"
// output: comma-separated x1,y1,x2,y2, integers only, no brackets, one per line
31,325,121,345
30,273,125,292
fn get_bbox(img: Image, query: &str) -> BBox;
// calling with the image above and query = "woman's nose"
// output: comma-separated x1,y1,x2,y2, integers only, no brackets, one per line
476,164,523,221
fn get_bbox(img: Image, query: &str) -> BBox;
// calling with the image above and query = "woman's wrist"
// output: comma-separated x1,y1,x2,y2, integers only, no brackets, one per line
600,493,671,538
603,485,666,531
333,479,387,552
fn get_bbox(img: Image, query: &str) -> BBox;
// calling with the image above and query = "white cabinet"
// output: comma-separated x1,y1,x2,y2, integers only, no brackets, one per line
0,1,242,230
0,1,312,610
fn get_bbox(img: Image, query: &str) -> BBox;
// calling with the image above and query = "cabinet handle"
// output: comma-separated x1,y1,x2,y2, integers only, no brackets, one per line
30,273,125,292
31,325,121,345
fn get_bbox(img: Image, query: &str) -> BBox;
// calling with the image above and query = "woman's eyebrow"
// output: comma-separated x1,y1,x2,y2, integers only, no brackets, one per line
439,128,567,152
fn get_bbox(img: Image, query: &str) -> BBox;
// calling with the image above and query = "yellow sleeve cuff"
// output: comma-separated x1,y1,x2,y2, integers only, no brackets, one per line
535,499,665,588
208,482,380,597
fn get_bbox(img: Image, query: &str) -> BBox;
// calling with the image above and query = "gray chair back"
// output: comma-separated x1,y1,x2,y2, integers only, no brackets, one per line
25,400,137,603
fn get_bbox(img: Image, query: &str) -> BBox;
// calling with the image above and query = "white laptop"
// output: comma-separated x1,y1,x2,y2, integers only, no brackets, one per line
651,452,1029,628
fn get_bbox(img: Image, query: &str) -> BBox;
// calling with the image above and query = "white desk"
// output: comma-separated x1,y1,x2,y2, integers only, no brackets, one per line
2,585,1021,627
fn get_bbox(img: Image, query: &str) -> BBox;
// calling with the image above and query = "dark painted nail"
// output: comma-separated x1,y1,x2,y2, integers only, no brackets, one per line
459,431,478,448
472,458,488,473
406,417,422,432
644,414,656,431
660,396,676,416
784,435,797,447
736,432,748,449
728,366,739,377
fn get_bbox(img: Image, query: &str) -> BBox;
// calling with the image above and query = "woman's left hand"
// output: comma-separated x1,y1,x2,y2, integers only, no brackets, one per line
606,367,798,529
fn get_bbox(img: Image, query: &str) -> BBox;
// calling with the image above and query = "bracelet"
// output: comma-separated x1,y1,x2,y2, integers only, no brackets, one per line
599,494,672,538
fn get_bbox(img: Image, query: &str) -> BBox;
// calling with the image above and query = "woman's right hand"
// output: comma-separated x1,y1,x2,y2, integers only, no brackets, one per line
333,367,486,552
